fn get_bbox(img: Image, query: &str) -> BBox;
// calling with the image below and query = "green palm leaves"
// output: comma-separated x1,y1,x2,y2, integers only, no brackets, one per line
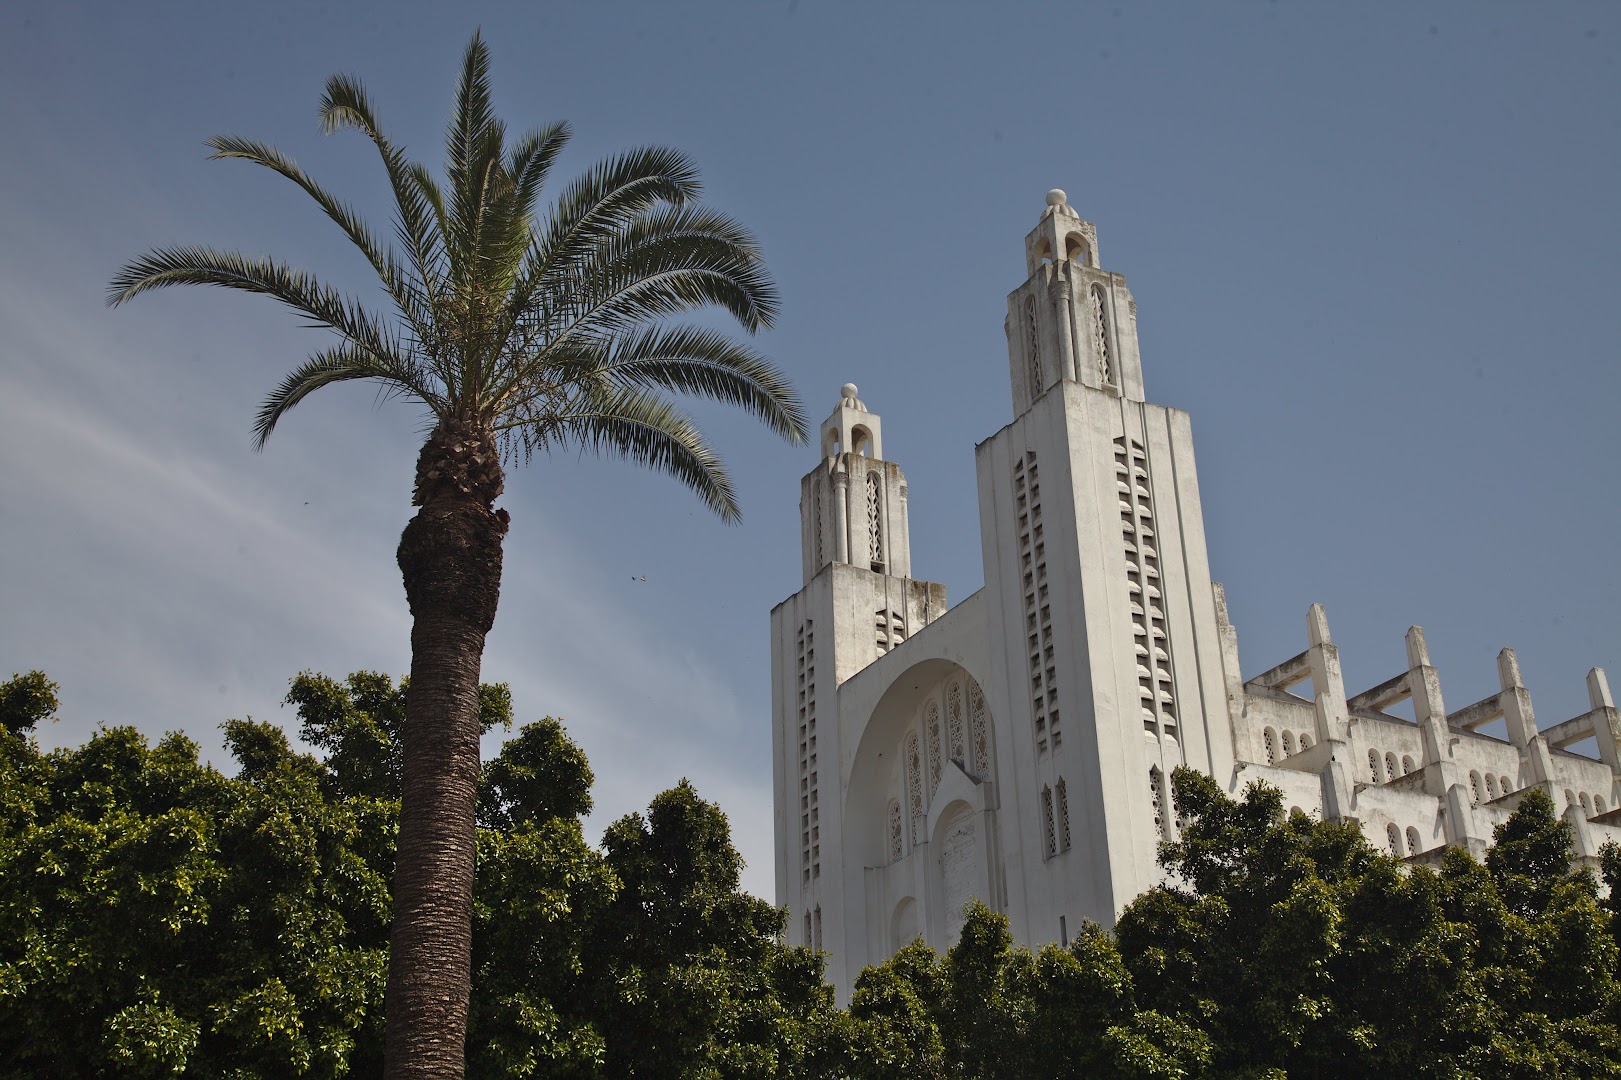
110,31,805,520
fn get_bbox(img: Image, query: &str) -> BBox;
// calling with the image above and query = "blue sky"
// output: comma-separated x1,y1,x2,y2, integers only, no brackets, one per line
2,1,1617,898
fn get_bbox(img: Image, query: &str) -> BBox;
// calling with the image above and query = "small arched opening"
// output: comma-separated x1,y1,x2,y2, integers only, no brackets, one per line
1065,233,1090,266
851,425,873,457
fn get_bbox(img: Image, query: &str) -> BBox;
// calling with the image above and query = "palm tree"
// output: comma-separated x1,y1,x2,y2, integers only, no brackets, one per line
110,34,805,1078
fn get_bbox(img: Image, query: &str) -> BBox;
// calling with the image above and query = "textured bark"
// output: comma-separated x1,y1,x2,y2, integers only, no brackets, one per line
385,419,507,1079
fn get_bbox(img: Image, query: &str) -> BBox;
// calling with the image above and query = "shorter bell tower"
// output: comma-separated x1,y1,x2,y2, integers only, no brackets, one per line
771,385,948,983
801,384,911,583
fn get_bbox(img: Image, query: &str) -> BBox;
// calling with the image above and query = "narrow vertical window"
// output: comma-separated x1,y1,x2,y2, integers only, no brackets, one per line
1299,733,1313,749
906,732,923,846
1402,755,1415,775
970,684,991,775
1406,827,1421,856
1025,296,1041,397
804,910,812,946
1581,792,1592,816
1041,786,1057,858
1282,730,1296,756
813,905,822,951
1090,284,1112,385
947,682,966,761
1369,750,1382,784
866,472,884,572
814,486,824,567
926,700,942,792
1056,778,1071,852
1263,728,1277,765
1386,824,1402,856
1385,752,1399,783
1149,767,1167,840
888,799,903,861
1470,772,1482,804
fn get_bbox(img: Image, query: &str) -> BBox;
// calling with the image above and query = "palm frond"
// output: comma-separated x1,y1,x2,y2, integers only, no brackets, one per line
509,385,739,522
204,134,432,337
490,326,805,444
561,205,780,333
511,146,703,314
107,246,397,358
319,75,449,312
482,123,569,276
254,344,442,448
600,326,806,442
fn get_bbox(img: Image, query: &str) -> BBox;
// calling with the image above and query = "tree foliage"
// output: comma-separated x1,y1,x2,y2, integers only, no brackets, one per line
840,769,1621,1080
9,669,1621,1078
0,672,838,1078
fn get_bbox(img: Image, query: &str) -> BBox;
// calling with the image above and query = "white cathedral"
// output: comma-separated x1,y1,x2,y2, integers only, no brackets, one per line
768,190,1621,1000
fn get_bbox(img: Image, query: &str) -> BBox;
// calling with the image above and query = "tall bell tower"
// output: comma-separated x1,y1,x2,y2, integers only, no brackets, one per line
975,190,1236,933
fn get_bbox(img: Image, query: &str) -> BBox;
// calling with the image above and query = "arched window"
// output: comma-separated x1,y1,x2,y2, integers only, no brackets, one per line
1089,284,1113,385
1263,728,1278,765
1299,733,1313,749
1484,774,1497,800
905,732,923,846
1402,755,1416,776
947,682,966,761
1369,750,1382,784
1282,730,1296,756
1406,827,1422,856
1469,772,1482,804
1150,767,1168,840
926,700,942,792
1386,752,1399,782
1386,823,1402,856
1565,788,1576,808
1041,786,1057,858
1580,792,1592,816
969,685,991,776
813,905,822,951
1500,775,1512,795
1056,778,1071,852
1024,296,1042,396
887,799,903,861
1289,805,1303,818
1597,796,1608,815
866,473,884,573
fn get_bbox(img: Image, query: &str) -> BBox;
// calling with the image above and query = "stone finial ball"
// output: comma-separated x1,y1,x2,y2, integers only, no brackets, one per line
841,382,859,400
1046,188,1067,207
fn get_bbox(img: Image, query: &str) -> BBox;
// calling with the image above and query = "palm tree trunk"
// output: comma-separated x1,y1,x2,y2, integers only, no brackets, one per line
386,420,507,1079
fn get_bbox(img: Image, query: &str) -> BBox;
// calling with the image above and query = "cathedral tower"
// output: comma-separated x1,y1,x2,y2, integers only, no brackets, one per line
975,190,1234,929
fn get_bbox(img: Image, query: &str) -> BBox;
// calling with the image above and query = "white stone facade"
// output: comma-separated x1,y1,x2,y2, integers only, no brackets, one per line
769,191,1620,1000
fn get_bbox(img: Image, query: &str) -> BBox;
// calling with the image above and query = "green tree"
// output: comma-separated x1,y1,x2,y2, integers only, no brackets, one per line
109,34,805,1076
588,780,828,1078
0,696,395,1076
